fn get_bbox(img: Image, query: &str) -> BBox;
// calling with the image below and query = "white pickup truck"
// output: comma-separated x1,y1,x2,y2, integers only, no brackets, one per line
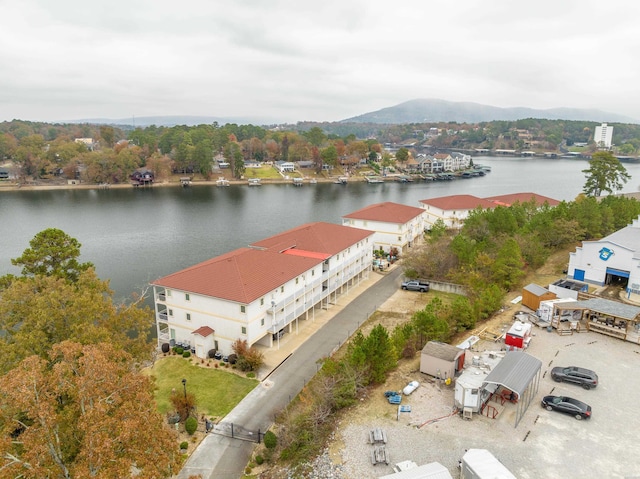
401,280,430,292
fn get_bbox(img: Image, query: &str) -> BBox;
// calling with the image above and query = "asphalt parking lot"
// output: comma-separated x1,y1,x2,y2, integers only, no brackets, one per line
337,327,640,478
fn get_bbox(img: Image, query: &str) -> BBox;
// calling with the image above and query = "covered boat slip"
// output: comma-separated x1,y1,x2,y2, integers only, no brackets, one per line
482,352,542,428
553,297,640,343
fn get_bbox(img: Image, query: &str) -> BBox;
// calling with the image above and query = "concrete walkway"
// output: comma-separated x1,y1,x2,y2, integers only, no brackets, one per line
176,265,405,479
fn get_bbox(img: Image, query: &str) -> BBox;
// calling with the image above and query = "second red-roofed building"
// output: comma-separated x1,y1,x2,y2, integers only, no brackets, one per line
341,201,426,254
420,192,560,230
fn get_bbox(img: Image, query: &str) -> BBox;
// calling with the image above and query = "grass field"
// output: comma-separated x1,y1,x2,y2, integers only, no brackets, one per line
145,356,258,419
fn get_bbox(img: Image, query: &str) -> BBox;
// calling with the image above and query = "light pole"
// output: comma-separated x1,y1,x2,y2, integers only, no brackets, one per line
181,378,187,400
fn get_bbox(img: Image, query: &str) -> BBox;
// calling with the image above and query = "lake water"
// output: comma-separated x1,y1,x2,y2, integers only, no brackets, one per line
2,156,640,300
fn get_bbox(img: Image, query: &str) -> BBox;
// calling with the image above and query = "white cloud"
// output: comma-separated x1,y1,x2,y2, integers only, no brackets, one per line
1,0,639,123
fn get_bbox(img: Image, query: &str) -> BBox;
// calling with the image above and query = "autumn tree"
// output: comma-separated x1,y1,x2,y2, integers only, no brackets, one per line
582,151,630,197
0,270,154,374
395,147,409,164
0,342,180,479
100,125,116,147
231,339,265,371
0,229,153,373
11,228,93,282
303,127,326,147
320,145,338,169
224,141,245,179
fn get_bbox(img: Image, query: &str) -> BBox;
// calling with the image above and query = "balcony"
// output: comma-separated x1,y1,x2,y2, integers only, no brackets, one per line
157,293,166,302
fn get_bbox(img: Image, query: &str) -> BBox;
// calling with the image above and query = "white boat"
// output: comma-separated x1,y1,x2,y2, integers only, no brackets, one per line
216,177,230,187
248,178,262,186
335,176,348,184
309,178,317,184
292,177,303,186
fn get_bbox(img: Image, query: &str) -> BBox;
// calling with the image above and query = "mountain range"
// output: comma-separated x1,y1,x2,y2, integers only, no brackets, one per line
66,99,638,127
340,98,638,124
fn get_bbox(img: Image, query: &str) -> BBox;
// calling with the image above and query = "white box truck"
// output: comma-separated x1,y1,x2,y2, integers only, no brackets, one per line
460,449,516,479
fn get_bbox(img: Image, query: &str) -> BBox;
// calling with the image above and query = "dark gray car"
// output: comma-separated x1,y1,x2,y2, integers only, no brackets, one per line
541,395,592,420
550,366,598,389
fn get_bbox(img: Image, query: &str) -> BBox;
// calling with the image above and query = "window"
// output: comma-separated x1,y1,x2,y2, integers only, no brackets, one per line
260,298,264,306
312,270,315,276
240,305,246,313
241,326,247,334
186,313,191,321
280,286,284,293
167,290,172,297
185,293,190,301
398,236,402,241
261,318,264,326
169,309,173,316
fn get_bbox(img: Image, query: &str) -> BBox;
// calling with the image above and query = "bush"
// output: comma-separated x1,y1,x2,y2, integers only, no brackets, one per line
179,441,189,450
228,353,237,364
208,349,217,359
246,372,255,378
263,430,277,449
185,416,198,435
182,351,191,358
255,455,264,465
161,343,170,353
175,347,184,355
245,466,252,474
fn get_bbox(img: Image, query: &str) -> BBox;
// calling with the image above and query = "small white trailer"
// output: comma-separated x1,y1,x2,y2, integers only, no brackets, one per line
459,449,516,479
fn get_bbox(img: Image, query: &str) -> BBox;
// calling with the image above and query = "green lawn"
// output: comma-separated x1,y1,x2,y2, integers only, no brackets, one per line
145,357,258,419
243,165,282,179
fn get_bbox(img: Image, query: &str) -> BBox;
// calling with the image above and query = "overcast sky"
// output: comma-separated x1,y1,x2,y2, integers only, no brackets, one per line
1,0,639,124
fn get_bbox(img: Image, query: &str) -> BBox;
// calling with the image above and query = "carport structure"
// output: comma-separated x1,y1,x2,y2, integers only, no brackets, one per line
482,351,542,427
555,297,640,343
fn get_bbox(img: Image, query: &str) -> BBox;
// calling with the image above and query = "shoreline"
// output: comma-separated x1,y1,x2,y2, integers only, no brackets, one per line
0,176,350,192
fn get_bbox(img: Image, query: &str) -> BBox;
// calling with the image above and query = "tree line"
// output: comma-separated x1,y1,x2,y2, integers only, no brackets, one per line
3,117,640,185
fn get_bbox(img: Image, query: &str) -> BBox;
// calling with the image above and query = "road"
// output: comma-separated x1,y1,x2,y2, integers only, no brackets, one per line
176,266,404,479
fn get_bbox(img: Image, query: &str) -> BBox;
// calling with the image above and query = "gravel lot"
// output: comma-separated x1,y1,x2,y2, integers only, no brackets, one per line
331,327,640,479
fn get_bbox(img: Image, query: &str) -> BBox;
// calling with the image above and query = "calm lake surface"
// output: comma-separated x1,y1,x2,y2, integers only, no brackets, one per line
2,156,640,300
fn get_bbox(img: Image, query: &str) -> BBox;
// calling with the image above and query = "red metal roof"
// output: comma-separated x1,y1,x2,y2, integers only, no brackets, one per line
342,202,424,224
152,247,322,304
250,222,373,254
152,222,373,304
484,192,560,207
192,326,215,337
420,195,497,210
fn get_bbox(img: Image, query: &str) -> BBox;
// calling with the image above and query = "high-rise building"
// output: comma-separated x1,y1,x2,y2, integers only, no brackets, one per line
594,123,613,149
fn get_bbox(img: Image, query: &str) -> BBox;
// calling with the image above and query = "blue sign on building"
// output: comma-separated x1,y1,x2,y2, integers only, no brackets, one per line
599,247,614,261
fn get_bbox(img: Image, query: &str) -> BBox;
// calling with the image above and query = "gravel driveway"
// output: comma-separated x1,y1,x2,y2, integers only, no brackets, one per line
334,327,640,479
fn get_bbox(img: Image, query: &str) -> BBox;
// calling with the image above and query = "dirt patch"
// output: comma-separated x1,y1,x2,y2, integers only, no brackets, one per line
329,247,576,458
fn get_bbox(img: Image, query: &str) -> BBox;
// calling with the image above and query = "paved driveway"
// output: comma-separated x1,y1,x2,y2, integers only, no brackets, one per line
176,267,405,479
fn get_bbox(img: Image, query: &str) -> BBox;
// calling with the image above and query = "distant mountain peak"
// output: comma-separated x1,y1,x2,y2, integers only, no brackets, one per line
341,98,638,124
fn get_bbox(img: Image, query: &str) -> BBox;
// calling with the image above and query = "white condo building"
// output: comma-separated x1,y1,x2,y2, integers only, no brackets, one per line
151,222,374,358
341,201,425,253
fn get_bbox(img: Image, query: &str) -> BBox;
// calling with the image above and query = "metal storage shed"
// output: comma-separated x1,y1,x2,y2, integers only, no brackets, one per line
482,351,542,427
420,341,465,380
